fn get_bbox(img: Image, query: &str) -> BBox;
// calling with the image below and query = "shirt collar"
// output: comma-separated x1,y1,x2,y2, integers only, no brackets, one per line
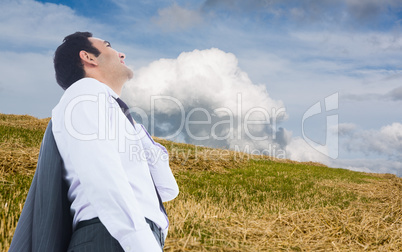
84,77,120,99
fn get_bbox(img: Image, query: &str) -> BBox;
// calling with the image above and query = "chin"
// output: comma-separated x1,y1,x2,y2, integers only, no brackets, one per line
127,69,134,80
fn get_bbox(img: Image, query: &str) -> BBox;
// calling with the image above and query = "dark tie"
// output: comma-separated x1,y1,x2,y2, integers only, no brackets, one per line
114,97,135,127
113,97,167,216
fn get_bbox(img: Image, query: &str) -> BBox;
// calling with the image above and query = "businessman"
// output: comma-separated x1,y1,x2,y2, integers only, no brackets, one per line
10,31,179,252
56,32,180,251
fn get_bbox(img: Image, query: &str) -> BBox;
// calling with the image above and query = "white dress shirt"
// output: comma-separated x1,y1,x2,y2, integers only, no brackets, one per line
52,78,179,251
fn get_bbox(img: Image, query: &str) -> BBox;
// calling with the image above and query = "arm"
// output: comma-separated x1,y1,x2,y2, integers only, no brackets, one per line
138,124,179,202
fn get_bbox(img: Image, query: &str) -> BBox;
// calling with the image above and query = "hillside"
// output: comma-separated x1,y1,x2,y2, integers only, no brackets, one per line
1,113,401,251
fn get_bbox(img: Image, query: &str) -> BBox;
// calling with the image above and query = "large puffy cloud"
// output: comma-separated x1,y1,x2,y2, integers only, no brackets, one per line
122,48,288,154
1,0,400,177
121,48,402,177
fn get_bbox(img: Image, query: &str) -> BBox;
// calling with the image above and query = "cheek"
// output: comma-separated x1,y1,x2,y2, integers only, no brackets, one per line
102,54,115,65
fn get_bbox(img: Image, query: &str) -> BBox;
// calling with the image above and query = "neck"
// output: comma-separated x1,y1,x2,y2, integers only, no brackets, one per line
86,74,126,96
104,79,124,96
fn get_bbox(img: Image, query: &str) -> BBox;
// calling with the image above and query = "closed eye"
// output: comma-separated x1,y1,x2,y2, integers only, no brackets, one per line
104,41,112,47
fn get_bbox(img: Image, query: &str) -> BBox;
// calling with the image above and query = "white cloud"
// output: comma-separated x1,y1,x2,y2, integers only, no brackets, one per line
337,123,357,136
0,0,400,177
122,48,286,151
369,123,402,154
343,123,402,157
152,3,203,31
0,0,104,117
0,0,108,50
285,121,402,176
332,158,402,177
290,30,402,63
121,47,402,177
285,136,331,166
333,122,402,176
124,48,285,116
1,0,71,47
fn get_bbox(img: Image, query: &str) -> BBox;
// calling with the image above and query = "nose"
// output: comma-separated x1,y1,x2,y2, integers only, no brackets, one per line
119,52,126,59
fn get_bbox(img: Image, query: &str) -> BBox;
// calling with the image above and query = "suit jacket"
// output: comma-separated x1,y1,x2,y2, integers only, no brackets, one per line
9,120,73,252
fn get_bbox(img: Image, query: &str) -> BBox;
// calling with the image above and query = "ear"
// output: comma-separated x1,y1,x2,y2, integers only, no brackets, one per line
79,50,98,66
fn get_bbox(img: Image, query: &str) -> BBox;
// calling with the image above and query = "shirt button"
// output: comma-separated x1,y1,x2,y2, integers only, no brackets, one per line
125,246,131,251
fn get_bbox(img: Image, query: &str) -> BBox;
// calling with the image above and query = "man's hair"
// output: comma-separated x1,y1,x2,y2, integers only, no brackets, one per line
54,32,101,90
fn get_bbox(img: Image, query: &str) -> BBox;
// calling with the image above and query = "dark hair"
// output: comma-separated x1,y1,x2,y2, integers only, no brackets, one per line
54,32,101,90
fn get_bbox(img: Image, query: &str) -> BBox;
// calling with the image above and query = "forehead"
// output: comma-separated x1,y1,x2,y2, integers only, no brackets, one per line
88,37,107,48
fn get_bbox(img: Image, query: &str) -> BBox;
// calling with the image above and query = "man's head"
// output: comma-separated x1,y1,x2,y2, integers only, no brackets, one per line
54,32,133,92
54,32,99,90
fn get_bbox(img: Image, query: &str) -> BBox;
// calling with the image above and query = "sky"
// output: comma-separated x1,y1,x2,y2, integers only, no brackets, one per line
1,0,402,177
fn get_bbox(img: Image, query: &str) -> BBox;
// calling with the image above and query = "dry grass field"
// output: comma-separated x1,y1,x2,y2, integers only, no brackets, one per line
1,113,401,251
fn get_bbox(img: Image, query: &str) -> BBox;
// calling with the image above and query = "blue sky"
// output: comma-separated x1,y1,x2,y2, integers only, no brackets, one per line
1,0,402,176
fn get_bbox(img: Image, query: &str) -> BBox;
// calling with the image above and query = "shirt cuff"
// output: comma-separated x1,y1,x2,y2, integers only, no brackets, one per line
120,229,162,252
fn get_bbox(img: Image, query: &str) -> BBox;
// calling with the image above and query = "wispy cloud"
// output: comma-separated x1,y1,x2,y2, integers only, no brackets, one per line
343,86,402,102
340,122,402,158
152,3,203,32
201,0,402,29
386,86,402,101
333,158,402,177
0,0,99,50
0,0,106,117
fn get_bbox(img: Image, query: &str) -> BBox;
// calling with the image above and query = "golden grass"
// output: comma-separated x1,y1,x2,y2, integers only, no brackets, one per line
161,168,402,251
1,113,401,251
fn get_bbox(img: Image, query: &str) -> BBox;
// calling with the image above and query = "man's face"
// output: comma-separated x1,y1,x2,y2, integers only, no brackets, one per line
88,37,133,81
